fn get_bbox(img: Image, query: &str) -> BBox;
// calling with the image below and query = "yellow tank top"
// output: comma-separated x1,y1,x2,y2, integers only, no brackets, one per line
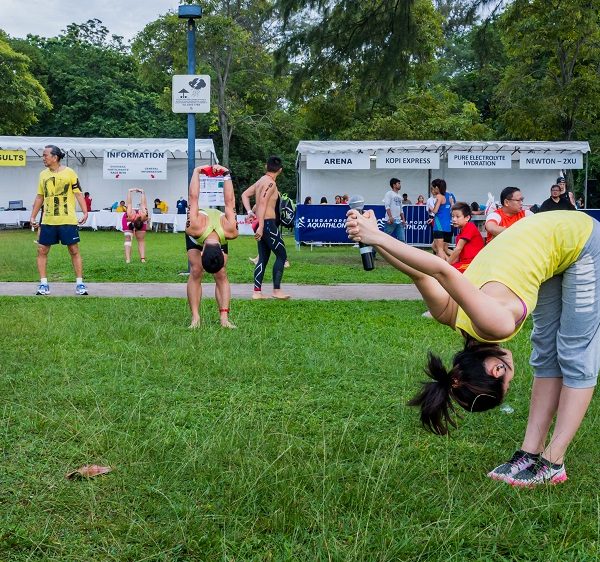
196,208,226,245
455,211,593,342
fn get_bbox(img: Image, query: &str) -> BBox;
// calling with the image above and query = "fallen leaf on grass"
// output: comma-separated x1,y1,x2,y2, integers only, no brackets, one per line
65,465,112,480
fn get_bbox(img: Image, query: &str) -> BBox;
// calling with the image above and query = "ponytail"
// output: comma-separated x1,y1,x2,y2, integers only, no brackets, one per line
45,145,66,161
408,340,507,435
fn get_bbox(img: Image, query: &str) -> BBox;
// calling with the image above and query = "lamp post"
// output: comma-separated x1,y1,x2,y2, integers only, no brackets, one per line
178,5,203,186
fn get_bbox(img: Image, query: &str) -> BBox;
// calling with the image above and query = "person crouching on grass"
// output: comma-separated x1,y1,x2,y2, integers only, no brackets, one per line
346,208,600,488
185,164,238,329
446,202,484,273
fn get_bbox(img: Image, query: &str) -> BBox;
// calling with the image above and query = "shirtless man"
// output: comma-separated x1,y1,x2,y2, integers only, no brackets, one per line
252,155,290,300
185,164,238,328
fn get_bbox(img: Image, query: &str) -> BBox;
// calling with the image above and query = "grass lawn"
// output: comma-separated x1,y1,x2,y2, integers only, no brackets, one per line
2,296,600,561
0,229,412,284
2,227,599,560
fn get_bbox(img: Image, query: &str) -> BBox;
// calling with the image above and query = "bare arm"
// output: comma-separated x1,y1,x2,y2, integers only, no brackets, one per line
74,192,88,225
346,210,517,338
241,183,258,216
139,189,148,219
485,218,505,238
446,239,467,265
30,195,44,227
222,177,239,240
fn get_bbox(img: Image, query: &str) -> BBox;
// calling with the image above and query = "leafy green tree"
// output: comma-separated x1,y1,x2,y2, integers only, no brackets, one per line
10,20,182,138
0,32,51,134
133,2,290,170
275,0,444,102
493,0,600,141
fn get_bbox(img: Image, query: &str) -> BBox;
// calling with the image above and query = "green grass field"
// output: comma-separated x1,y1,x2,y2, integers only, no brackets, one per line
1,229,600,560
0,229,411,284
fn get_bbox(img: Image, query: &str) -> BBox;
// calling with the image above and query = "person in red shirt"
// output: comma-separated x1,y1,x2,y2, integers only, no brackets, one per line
447,202,484,272
84,191,92,212
484,186,533,244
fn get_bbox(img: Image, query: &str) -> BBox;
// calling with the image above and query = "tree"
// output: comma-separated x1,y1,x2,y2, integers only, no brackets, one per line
0,32,51,134
133,2,287,168
10,20,183,138
275,0,444,102
493,0,600,141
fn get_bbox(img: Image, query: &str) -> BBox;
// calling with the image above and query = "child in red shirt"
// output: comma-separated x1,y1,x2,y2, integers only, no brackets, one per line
447,202,484,272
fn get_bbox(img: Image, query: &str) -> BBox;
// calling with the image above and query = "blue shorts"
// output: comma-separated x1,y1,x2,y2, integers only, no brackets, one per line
530,220,600,388
39,224,80,246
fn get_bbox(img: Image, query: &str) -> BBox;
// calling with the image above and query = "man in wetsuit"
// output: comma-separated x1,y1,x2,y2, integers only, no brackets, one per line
186,164,238,328
252,156,290,300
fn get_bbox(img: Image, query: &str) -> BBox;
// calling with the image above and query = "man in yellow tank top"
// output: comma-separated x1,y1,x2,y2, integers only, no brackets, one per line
185,164,238,328
29,145,89,296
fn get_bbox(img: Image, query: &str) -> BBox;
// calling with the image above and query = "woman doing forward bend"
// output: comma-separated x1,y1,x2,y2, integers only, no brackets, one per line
346,209,600,487
122,188,149,263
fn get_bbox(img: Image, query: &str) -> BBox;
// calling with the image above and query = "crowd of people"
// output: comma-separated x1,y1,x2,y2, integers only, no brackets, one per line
28,144,598,488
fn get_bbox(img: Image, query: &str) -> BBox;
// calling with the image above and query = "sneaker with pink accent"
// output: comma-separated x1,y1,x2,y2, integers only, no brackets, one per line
487,450,538,483
509,457,567,488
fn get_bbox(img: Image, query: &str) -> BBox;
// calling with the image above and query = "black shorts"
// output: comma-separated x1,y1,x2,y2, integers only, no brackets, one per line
39,224,80,246
432,230,452,243
185,234,228,254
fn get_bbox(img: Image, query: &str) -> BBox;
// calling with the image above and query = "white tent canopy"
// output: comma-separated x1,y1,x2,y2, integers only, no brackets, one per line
0,136,217,211
296,140,591,207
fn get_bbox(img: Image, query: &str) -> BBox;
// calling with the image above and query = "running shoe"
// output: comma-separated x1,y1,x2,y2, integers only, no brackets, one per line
487,450,538,482
75,283,89,296
509,457,567,488
36,283,50,296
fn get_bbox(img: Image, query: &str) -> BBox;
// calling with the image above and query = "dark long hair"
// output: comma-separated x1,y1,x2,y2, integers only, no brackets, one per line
408,340,507,435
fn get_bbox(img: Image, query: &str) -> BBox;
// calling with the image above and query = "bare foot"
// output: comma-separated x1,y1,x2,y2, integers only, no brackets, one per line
141,258,146,263
284,260,290,268
248,256,258,265
252,292,269,300
188,317,201,329
221,319,237,329
272,291,291,300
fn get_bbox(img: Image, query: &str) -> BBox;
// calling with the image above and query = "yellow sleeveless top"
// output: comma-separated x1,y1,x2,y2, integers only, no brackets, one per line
455,211,593,343
196,208,226,245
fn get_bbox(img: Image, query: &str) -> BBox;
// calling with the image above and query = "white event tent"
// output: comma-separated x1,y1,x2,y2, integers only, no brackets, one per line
0,136,217,210
295,140,591,207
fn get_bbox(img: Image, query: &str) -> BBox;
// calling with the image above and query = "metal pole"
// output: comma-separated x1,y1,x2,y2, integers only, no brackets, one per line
187,18,196,187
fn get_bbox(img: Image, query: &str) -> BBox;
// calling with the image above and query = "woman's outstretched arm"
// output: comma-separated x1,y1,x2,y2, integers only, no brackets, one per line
346,210,516,339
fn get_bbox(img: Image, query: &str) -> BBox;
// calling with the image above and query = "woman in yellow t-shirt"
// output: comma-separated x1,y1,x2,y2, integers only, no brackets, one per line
346,209,600,488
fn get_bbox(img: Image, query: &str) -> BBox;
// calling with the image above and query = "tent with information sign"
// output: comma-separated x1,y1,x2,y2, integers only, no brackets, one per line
0,136,217,211
295,140,591,208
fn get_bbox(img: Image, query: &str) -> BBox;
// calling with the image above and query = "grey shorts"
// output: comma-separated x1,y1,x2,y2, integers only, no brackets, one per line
530,219,600,388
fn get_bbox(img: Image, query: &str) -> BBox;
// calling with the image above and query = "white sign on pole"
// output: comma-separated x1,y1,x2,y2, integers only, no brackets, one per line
103,150,167,180
376,151,440,169
519,152,583,169
172,75,211,113
448,151,512,169
306,152,371,170
199,177,224,207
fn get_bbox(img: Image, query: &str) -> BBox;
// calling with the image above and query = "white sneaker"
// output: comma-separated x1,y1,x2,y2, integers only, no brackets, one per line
75,283,88,295
36,283,50,295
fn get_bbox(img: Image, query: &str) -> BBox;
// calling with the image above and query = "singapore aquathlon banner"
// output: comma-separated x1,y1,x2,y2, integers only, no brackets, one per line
294,204,434,245
103,149,167,180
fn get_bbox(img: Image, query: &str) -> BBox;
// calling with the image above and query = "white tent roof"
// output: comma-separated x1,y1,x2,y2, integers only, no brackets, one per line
296,140,590,155
0,136,218,161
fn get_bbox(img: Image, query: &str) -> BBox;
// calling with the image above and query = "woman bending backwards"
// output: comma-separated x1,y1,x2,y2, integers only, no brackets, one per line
346,209,600,487
122,188,149,263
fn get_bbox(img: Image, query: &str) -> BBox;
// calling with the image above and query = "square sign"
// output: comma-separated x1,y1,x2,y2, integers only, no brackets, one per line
172,74,211,113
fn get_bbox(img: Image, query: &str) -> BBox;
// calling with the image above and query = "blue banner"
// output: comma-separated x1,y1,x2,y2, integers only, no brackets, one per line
295,204,386,243
295,204,435,245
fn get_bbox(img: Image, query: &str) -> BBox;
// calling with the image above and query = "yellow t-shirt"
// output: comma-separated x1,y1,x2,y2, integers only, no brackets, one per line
37,167,82,225
158,201,169,214
455,211,594,343
116,205,126,212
